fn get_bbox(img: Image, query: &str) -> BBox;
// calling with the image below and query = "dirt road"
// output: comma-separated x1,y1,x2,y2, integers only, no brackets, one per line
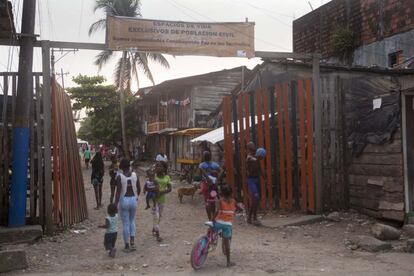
13,164,414,275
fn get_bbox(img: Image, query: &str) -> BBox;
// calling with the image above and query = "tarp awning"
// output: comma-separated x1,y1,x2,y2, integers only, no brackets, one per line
171,128,211,136
191,127,224,144
191,113,277,144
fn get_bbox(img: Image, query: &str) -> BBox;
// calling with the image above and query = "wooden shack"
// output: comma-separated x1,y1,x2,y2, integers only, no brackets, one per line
136,66,248,170
222,61,414,222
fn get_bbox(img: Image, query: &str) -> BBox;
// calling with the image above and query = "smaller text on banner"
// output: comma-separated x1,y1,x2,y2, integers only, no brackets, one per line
106,16,255,58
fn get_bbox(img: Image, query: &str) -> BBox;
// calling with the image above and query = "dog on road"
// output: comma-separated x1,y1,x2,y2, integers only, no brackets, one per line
177,183,199,203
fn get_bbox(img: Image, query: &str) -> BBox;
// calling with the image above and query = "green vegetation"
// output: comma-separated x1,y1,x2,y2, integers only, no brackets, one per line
332,27,355,65
68,75,142,149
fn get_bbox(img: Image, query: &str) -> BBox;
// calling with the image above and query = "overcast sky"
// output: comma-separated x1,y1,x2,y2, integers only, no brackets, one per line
1,0,330,89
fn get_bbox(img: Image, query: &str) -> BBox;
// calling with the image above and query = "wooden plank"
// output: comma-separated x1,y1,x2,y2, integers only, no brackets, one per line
237,94,248,206
244,93,251,143
262,88,273,210
231,95,241,200
350,197,380,210
255,89,266,210
290,81,300,209
29,77,37,219
352,153,403,165
35,76,43,225
51,78,61,225
348,164,403,177
243,93,251,205
276,84,286,209
11,75,16,128
42,40,53,234
312,56,322,214
269,88,279,208
298,80,307,211
283,83,293,209
363,140,402,154
0,75,8,224
223,97,235,194
305,79,315,212
249,92,256,145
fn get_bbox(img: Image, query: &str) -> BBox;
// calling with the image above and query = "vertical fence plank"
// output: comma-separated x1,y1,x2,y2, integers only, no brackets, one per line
51,78,61,225
232,95,241,200
42,40,53,234
223,96,235,193
244,93,251,143
298,80,307,211
37,78,44,226
269,87,279,208
276,84,286,209
290,81,300,209
262,89,273,210
249,92,256,145
283,82,293,209
11,75,16,129
0,75,9,224
243,93,251,205
237,94,248,206
306,79,315,212
29,77,36,220
255,89,266,210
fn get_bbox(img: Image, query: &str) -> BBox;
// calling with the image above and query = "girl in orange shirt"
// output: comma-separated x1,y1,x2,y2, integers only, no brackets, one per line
213,185,236,267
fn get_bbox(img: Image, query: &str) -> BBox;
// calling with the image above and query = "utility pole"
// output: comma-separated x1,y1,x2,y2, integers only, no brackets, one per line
9,0,36,227
119,51,129,158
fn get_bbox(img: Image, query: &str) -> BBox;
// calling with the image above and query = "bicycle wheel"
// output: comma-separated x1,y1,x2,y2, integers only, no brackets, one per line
190,235,209,270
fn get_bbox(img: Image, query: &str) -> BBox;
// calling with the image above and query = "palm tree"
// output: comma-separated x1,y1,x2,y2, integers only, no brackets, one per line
89,0,170,157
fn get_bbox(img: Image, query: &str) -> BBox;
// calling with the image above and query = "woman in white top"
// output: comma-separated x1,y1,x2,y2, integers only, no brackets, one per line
114,158,141,252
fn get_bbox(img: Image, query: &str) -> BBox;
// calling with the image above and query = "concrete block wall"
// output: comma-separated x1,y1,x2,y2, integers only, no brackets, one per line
293,0,414,59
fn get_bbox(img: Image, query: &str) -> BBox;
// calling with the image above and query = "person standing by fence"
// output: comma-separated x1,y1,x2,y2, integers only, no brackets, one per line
91,151,105,209
246,142,266,226
114,158,140,252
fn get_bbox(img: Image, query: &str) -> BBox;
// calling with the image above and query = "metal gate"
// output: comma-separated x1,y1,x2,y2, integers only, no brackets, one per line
223,79,316,212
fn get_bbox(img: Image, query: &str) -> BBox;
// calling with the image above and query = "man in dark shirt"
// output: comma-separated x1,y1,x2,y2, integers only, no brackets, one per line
246,142,265,225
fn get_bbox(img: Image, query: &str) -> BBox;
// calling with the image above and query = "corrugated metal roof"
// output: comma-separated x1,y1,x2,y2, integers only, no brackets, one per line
0,0,15,40
136,66,250,99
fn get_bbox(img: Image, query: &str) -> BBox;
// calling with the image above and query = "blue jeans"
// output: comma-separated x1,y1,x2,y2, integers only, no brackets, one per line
119,196,137,244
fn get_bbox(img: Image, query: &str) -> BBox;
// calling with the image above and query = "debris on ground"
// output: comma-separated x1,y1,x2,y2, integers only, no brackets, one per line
371,223,401,241
326,212,341,222
349,235,392,252
407,239,414,253
402,225,414,238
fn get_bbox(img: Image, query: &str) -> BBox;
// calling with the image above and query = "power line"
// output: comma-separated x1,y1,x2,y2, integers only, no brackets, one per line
165,0,200,21
238,1,292,28
167,0,290,51
78,0,84,39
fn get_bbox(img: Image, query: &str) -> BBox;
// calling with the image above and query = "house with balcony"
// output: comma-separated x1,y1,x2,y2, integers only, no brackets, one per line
136,66,249,170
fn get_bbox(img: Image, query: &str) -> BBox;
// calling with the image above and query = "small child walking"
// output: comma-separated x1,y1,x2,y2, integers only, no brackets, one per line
99,203,118,258
214,185,236,267
144,169,159,210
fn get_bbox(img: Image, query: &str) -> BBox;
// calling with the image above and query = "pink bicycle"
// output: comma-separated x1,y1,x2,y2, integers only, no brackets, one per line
190,221,223,270
190,203,245,270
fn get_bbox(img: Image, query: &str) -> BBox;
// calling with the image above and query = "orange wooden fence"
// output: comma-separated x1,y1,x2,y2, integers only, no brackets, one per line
223,79,315,212
52,78,88,227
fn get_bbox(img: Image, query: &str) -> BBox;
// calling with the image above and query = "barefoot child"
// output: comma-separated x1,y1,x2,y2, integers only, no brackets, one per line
99,203,118,258
246,142,266,226
144,169,159,210
214,185,236,267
